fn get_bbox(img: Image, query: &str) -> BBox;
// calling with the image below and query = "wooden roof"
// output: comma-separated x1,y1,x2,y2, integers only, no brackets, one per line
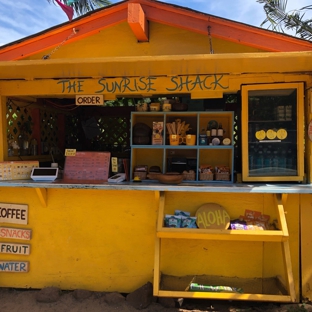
0,0,312,61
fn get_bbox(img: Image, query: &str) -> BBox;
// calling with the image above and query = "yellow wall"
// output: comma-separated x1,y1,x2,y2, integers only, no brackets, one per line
0,9,310,301
0,187,300,299
300,194,312,300
0,188,157,292
25,22,264,61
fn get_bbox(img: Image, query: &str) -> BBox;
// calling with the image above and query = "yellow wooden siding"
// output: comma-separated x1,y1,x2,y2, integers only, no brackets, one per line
24,22,264,61
300,194,312,300
0,188,299,299
0,188,157,292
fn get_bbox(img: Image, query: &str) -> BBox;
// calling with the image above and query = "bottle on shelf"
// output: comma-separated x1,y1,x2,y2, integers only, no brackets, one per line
199,128,207,145
210,124,217,145
279,149,287,170
211,125,217,138
286,148,294,170
264,149,272,168
30,138,38,156
217,123,224,145
206,124,211,145
255,150,264,170
248,153,254,170
272,150,279,171
217,123,224,137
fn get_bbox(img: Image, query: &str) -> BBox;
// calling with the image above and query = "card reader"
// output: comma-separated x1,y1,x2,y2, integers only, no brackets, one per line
31,167,59,182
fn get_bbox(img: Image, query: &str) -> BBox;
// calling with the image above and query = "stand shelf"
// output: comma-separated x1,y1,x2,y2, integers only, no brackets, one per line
153,191,296,302
130,111,234,182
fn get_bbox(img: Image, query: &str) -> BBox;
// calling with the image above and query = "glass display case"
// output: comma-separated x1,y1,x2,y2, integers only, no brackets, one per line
241,83,304,182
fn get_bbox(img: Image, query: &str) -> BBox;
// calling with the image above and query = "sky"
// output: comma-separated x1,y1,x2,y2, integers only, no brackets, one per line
0,0,311,46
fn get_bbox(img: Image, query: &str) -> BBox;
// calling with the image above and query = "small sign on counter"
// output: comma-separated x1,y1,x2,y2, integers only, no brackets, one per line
65,149,77,156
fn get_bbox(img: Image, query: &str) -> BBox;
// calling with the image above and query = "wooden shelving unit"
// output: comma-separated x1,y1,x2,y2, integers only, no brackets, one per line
130,111,234,182
153,191,296,302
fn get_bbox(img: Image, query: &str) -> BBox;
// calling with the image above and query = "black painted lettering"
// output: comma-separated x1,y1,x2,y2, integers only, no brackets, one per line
146,77,157,92
138,77,148,90
77,80,84,92
95,78,106,93
12,245,18,253
210,74,228,90
190,75,205,90
166,76,179,91
122,78,135,92
57,80,70,93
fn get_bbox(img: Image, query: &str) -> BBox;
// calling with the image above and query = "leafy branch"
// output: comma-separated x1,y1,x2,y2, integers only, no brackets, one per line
257,0,312,40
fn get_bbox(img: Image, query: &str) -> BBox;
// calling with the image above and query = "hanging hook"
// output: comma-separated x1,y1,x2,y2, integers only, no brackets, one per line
207,26,214,54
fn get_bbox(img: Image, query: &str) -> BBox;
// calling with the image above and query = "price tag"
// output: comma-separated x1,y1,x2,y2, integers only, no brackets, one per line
65,149,77,156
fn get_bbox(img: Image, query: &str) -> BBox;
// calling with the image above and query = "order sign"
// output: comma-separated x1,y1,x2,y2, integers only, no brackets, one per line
75,95,104,105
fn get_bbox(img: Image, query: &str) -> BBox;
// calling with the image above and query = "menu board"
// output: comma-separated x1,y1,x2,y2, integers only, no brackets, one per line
63,151,111,183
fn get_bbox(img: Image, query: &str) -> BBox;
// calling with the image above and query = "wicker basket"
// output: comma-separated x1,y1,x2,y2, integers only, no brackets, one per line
133,171,147,180
183,171,195,181
0,161,39,180
199,172,214,181
215,172,231,181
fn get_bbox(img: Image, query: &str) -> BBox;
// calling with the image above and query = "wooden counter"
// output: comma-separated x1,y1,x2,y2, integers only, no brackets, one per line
0,179,311,193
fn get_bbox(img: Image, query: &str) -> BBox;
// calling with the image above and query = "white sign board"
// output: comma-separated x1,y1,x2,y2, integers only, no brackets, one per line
0,261,29,272
0,203,28,225
75,95,104,105
0,227,31,240
0,243,30,255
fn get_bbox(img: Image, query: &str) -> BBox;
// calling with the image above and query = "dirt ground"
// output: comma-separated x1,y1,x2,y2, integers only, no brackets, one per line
0,288,311,312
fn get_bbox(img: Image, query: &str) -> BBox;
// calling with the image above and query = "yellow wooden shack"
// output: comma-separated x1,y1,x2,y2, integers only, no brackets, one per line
0,0,312,303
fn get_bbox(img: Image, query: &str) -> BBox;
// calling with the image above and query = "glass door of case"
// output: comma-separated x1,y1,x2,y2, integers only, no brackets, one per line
241,83,304,182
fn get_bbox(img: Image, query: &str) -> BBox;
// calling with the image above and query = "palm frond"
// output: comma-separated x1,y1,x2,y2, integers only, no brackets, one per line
48,0,111,16
257,0,312,40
